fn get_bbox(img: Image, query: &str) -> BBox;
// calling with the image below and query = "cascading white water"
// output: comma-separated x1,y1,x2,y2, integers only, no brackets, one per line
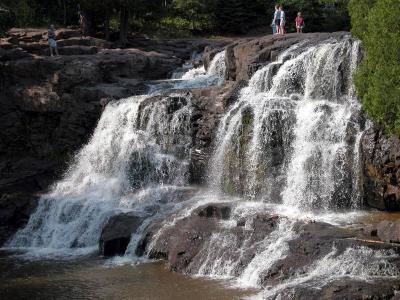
209,38,364,211
150,51,227,93
7,94,195,253
8,49,228,255
175,51,227,88
174,36,400,297
259,246,400,299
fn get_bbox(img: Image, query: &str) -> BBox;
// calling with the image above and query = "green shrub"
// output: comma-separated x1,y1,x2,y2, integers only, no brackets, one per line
349,0,400,134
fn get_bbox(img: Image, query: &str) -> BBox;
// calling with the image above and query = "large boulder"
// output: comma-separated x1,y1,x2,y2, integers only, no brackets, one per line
99,213,144,257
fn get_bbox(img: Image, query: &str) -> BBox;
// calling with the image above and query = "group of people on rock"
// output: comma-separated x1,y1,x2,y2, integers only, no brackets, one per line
272,4,305,35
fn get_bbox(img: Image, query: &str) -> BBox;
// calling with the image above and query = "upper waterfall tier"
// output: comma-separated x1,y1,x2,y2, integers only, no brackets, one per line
209,37,365,211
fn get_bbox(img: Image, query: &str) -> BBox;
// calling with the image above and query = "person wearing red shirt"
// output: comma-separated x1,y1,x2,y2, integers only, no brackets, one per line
295,12,305,33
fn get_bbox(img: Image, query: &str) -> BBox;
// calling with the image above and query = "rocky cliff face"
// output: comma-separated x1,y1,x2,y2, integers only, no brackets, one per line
361,127,400,211
0,48,180,194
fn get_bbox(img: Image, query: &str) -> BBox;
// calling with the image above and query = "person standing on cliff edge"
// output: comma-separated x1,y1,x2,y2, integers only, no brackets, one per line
279,5,286,35
47,25,59,57
295,12,305,33
272,4,281,35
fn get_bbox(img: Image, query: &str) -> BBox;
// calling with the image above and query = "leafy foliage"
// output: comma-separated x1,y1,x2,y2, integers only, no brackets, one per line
281,0,350,32
1,0,351,37
349,0,400,134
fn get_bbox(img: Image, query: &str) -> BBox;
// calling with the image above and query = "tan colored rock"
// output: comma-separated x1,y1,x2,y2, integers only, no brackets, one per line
377,220,400,243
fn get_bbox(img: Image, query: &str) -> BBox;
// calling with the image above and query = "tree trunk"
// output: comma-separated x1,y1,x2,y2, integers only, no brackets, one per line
119,6,129,46
105,13,110,41
63,0,67,26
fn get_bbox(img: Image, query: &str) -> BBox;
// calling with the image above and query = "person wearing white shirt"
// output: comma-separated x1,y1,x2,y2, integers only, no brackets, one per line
279,5,286,35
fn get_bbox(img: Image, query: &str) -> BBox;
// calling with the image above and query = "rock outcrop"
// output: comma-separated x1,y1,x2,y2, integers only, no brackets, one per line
361,127,400,211
0,32,183,196
0,192,39,245
136,202,400,299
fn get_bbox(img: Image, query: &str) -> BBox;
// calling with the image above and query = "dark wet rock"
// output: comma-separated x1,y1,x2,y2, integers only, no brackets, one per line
138,203,280,274
196,204,231,220
363,224,378,237
138,202,400,296
361,127,400,211
0,193,39,246
188,82,241,183
377,221,400,243
99,213,144,256
141,204,281,273
135,83,239,185
285,279,400,300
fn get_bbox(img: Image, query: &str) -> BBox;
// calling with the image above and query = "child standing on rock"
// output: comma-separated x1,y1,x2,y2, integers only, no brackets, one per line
47,25,59,57
295,12,305,33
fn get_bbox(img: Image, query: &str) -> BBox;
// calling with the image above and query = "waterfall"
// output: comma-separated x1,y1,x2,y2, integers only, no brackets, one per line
209,38,365,211
150,51,226,93
7,50,227,254
7,94,194,252
6,35,399,299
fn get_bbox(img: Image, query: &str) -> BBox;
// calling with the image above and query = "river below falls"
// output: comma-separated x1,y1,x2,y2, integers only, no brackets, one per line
0,250,256,300
1,210,399,300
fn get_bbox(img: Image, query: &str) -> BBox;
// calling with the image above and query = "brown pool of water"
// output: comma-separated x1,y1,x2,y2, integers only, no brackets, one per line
0,251,256,300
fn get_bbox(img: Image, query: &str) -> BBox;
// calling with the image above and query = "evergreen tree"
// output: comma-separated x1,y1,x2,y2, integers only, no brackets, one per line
349,0,400,134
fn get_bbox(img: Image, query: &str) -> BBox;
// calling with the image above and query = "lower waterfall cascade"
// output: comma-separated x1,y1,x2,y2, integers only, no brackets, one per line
6,36,400,299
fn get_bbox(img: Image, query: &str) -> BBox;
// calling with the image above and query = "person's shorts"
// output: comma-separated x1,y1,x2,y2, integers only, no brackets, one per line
48,38,57,48
275,19,281,26
296,25,304,29
280,20,285,27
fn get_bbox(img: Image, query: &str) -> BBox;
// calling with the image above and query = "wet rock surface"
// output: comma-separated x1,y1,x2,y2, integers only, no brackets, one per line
99,213,144,257
138,202,400,299
377,221,400,243
361,127,400,211
0,193,39,245
287,279,400,300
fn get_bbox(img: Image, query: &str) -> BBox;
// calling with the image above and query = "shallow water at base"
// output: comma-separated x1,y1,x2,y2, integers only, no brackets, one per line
0,251,255,300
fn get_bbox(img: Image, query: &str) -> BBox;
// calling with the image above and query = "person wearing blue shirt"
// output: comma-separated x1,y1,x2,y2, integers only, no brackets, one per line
272,5,281,35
